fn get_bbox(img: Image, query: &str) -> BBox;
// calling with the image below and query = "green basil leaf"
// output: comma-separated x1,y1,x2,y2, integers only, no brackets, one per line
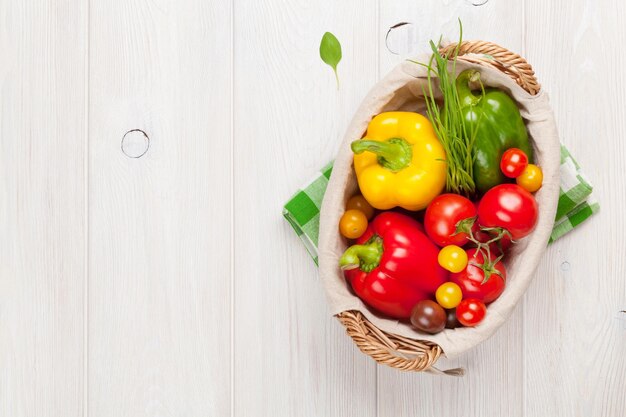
319,32,342,88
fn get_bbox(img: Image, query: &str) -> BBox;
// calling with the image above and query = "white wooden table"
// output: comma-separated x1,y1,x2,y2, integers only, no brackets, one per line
1,0,624,416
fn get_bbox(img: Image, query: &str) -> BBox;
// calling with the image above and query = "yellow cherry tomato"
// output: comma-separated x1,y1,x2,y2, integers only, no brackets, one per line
438,245,468,273
339,209,368,239
435,282,463,309
346,195,375,220
516,164,543,193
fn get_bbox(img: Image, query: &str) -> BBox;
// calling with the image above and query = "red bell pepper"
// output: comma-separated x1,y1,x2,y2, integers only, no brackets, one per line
339,212,448,319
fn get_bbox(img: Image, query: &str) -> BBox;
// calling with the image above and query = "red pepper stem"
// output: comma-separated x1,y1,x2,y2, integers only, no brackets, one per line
339,235,384,273
351,138,412,172
456,69,483,107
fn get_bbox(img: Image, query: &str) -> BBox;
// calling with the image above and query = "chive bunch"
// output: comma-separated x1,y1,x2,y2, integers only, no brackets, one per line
419,23,479,197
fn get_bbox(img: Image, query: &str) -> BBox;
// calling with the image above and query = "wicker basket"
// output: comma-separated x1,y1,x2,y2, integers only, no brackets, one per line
333,41,544,375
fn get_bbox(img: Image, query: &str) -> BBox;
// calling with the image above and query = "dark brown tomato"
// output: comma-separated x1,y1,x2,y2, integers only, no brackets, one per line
410,300,446,334
445,308,462,329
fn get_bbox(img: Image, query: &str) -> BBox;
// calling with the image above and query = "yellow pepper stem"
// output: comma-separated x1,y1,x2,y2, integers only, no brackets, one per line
351,137,412,172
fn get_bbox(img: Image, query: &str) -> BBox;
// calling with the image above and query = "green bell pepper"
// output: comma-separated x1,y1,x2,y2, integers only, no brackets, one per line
456,69,534,194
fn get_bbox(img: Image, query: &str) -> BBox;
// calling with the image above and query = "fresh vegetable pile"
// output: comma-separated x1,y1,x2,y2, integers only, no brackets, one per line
337,44,544,335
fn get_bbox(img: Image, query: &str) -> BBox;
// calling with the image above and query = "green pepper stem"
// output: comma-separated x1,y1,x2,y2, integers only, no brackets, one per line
339,235,383,273
351,138,412,172
456,69,483,107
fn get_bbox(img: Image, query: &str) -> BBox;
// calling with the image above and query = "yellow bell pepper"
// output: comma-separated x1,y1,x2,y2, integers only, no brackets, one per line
351,111,446,211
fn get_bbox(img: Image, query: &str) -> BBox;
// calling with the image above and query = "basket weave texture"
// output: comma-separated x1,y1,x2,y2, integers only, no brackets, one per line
336,40,540,375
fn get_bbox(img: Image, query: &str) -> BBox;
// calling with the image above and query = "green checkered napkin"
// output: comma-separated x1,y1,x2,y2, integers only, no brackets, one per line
283,162,334,265
283,145,598,263
549,145,600,242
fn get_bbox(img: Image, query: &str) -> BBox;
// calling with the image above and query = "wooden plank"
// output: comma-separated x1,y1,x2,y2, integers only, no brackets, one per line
233,1,378,416
0,1,86,416
524,1,626,416
377,2,526,416
87,1,232,415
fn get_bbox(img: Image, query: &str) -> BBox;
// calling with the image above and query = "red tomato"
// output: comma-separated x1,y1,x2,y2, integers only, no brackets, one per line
456,299,487,327
477,184,538,239
450,248,506,304
425,194,476,247
500,148,529,178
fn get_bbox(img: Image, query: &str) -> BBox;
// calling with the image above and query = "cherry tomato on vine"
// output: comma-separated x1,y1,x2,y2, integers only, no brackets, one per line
425,194,476,247
450,248,506,303
435,282,463,309
339,209,368,239
346,195,375,220
438,245,468,273
500,148,529,178
456,299,487,327
478,184,538,239
471,229,513,257
516,164,543,193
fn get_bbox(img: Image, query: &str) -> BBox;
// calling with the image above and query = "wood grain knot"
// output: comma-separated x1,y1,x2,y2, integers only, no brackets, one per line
121,129,150,158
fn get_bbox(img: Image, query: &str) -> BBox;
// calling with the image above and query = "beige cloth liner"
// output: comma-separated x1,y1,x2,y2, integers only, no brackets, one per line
318,56,560,359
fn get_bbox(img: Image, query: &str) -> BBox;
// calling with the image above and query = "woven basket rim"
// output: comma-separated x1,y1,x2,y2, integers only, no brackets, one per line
336,40,540,374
